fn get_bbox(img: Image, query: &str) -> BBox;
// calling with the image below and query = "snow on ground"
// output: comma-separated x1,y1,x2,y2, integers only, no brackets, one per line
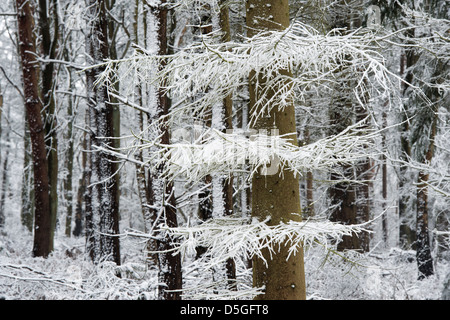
0,219,447,300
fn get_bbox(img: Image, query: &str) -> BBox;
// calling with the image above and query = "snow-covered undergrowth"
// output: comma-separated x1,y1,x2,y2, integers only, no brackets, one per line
0,228,158,300
304,246,448,300
0,224,447,300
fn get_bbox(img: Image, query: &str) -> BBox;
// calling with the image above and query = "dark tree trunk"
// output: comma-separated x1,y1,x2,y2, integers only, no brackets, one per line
149,1,182,300
398,26,418,249
327,1,366,252
16,0,52,258
218,1,237,289
415,67,441,280
328,105,360,251
38,0,59,251
85,0,120,265
0,94,6,229
416,173,434,279
329,170,359,251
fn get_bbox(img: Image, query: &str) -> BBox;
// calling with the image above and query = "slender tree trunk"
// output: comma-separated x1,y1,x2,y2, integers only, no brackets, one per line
0,99,11,229
328,104,359,250
21,118,34,232
16,0,52,257
63,63,75,237
355,105,372,252
381,108,389,244
73,124,88,238
302,127,315,217
246,0,306,300
415,68,442,279
106,0,121,223
85,0,120,265
38,0,59,250
398,29,417,249
328,1,370,252
149,0,182,300
0,129,10,229
0,92,2,149
329,169,359,251
216,0,237,291
416,158,434,280
416,172,434,279
0,93,5,228
133,0,158,265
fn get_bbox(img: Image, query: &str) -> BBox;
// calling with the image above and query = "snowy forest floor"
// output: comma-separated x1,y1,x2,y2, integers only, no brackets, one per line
1,217,448,301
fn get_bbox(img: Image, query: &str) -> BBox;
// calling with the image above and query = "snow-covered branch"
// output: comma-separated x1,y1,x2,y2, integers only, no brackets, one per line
156,216,370,271
134,118,379,184
99,22,400,126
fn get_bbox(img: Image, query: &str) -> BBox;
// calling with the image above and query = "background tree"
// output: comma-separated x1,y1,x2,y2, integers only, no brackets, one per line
37,0,59,251
0,88,4,228
146,0,183,300
84,0,121,265
327,0,373,252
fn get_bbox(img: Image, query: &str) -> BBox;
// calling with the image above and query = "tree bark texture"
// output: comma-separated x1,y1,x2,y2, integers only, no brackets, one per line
149,0,182,300
217,0,236,290
85,0,120,265
246,0,306,300
328,1,369,252
16,0,52,258
132,0,158,265
398,25,418,249
328,104,360,251
38,0,59,252
63,53,75,237
415,64,442,280
0,94,6,229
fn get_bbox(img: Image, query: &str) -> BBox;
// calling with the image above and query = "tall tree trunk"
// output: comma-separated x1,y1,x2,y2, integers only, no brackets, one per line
381,106,389,245
354,105,372,252
85,0,121,265
16,0,52,257
38,0,59,250
73,134,87,237
328,1,370,252
416,172,434,279
216,0,236,291
353,6,372,249
398,27,417,249
246,0,306,300
328,94,359,250
0,129,10,229
106,0,121,224
149,0,182,300
133,0,158,265
415,64,443,279
0,92,5,228
63,59,75,237
0,100,11,229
